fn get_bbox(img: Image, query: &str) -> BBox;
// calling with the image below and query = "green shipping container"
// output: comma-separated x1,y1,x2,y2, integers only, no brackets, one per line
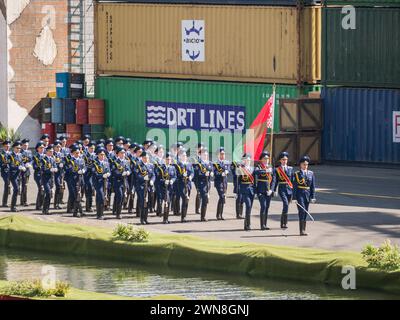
324,0,400,6
95,77,319,160
322,7,400,88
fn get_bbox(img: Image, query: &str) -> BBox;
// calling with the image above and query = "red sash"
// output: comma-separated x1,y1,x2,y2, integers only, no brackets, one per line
277,166,293,189
241,166,254,184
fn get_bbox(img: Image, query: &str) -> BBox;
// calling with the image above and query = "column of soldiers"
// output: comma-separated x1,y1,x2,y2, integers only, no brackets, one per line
0,135,316,236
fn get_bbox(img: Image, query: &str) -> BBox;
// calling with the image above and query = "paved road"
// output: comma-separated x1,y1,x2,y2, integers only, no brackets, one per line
0,165,399,252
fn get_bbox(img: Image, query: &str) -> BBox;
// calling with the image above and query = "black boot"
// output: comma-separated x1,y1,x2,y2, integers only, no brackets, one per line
66,197,73,213
238,203,244,219
235,197,240,218
281,213,288,229
35,191,43,210
195,192,201,214
181,199,188,222
244,214,251,231
128,193,134,214
220,199,225,220
156,199,162,217
10,194,18,212
136,198,140,217
300,221,308,236
42,195,50,215
216,199,222,220
163,202,169,224
116,203,122,219
2,185,9,207
96,203,104,220
143,206,149,224
200,203,208,222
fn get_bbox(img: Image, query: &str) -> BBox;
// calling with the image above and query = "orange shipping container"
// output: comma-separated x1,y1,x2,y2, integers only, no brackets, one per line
95,3,321,84
88,99,105,125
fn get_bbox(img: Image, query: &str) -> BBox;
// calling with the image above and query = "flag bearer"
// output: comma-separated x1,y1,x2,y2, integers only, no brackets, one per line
174,149,193,223
237,153,255,231
273,152,294,229
293,156,316,236
20,139,32,207
92,147,111,220
213,147,230,220
254,152,275,230
33,142,45,210
8,141,24,212
53,140,65,209
41,144,57,215
1,139,11,207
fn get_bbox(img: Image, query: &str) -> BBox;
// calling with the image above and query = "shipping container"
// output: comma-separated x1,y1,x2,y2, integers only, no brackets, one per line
321,87,400,164
56,72,85,99
63,99,76,124
297,131,321,164
322,7,400,88
82,124,105,140
51,98,64,123
95,76,320,159
324,0,400,6
95,3,321,84
66,124,82,146
41,123,55,144
76,99,89,124
55,123,66,134
88,99,105,124
279,98,322,132
98,0,321,5
40,98,52,123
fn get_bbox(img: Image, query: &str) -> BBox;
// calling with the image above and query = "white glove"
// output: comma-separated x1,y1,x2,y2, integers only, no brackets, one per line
78,170,83,175
311,198,316,204
169,180,174,185
183,172,187,177
25,163,32,169
150,180,154,186
267,190,273,196
103,173,108,178
273,192,278,197
210,172,214,177
107,173,111,178
59,163,64,168
144,175,149,181
54,168,58,173
222,172,226,177
18,165,24,171
164,180,169,185
225,170,229,175
205,171,210,177
189,176,192,181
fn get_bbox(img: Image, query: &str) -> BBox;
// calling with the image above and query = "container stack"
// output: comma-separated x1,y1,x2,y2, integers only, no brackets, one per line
94,1,322,160
321,1,400,165
39,72,106,145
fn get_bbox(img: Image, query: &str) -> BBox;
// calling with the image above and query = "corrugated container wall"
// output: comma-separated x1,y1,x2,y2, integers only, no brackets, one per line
322,7,400,88
321,87,400,164
324,0,400,6
95,76,320,159
95,3,321,84
98,0,321,4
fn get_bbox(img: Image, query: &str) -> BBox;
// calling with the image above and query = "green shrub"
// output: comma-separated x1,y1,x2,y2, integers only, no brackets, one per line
112,224,150,242
104,126,115,139
1,280,70,298
0,125,21,143
361,240,400,271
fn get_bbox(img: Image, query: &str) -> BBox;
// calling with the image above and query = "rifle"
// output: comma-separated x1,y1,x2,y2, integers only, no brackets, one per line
76,172,83,214
104,175,109,208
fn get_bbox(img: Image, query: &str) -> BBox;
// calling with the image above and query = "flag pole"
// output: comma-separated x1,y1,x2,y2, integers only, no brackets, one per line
269,84,276,163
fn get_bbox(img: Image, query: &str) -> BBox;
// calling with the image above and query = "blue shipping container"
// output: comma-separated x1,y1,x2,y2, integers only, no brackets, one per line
56,72,85,99
321,87,400,164
63,99,76,124
51,98,64,123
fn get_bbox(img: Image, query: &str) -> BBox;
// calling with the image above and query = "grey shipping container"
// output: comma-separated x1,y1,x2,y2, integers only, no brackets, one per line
321,87,400,164
322,7,400,88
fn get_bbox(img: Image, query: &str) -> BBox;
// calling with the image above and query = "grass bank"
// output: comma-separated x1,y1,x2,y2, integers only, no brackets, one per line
0,215,399,296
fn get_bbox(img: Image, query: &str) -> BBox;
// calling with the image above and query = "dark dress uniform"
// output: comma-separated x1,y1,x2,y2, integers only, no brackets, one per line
105,147,116,210
110,150,131,219
83,149,96,212
213,152,230,220
135,153,155,224
293,156,316,236
126,148,138,214
254,152,276,230
193,156,213,222
237,155,255,231
8,148,24,212
230,161,244,219
0,143,11,207
154,157,176,223
32,145,45,210
173,157,193,222
92,152,111,220
273,152,294,229
53,150,64,209
20,145,32,206
41,153,57,215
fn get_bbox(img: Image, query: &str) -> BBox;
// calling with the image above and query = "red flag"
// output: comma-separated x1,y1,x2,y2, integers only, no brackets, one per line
244,93,275,160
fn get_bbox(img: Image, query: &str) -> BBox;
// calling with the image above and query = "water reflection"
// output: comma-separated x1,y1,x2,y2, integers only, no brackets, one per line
0,249,397,300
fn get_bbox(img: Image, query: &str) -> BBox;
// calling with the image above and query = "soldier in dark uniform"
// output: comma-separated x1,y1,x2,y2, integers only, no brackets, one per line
273,152,294,229
126,143,137,214
92,147,111,220
193,142,204,215
32,142,45,210
213,147,230,220
174,149,193,223
82,135,91,151
193,148,213,222
83,141,96,212
110,146,131,219
8,141,25,212
20,139,32,207
293,156,316,236
1,139,11,207
135,151,155,224
53,140,65,209
64,144,86,217
104,139,115,210
230,159,244,219
237,153,255,231
40,134,50,148
254,151,276,230
143,140,156,213
114,136,125,149
41,144,57,215
59,136,69,157
153,145,166,217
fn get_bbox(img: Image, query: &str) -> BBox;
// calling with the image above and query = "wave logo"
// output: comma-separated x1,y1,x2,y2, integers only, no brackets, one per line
146,105,167,126
182,20,205,62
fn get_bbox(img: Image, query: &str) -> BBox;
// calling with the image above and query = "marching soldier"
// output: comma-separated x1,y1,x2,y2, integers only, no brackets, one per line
135,151,155,224
40,134,50,148
32,142,45,210
174,149,193,223
110,146,131,219
293,156,316,236
59,136,69,156
143,140,156,213
64,144,86,217
1,139,11,207
83,141,96,212
92,147,111,220
126,143,137,214
193,148,213,222
104,139,115,210
237,153,255,231
213,147,230,220
8,141,25,212
153,145,166,217
53,140,65,209
114,136,125,149
254,152,275,230
273,152,294,229
41,144,57,215
20,139,32,207
230,159,244,219
193,142,204,215
82,135,91,151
